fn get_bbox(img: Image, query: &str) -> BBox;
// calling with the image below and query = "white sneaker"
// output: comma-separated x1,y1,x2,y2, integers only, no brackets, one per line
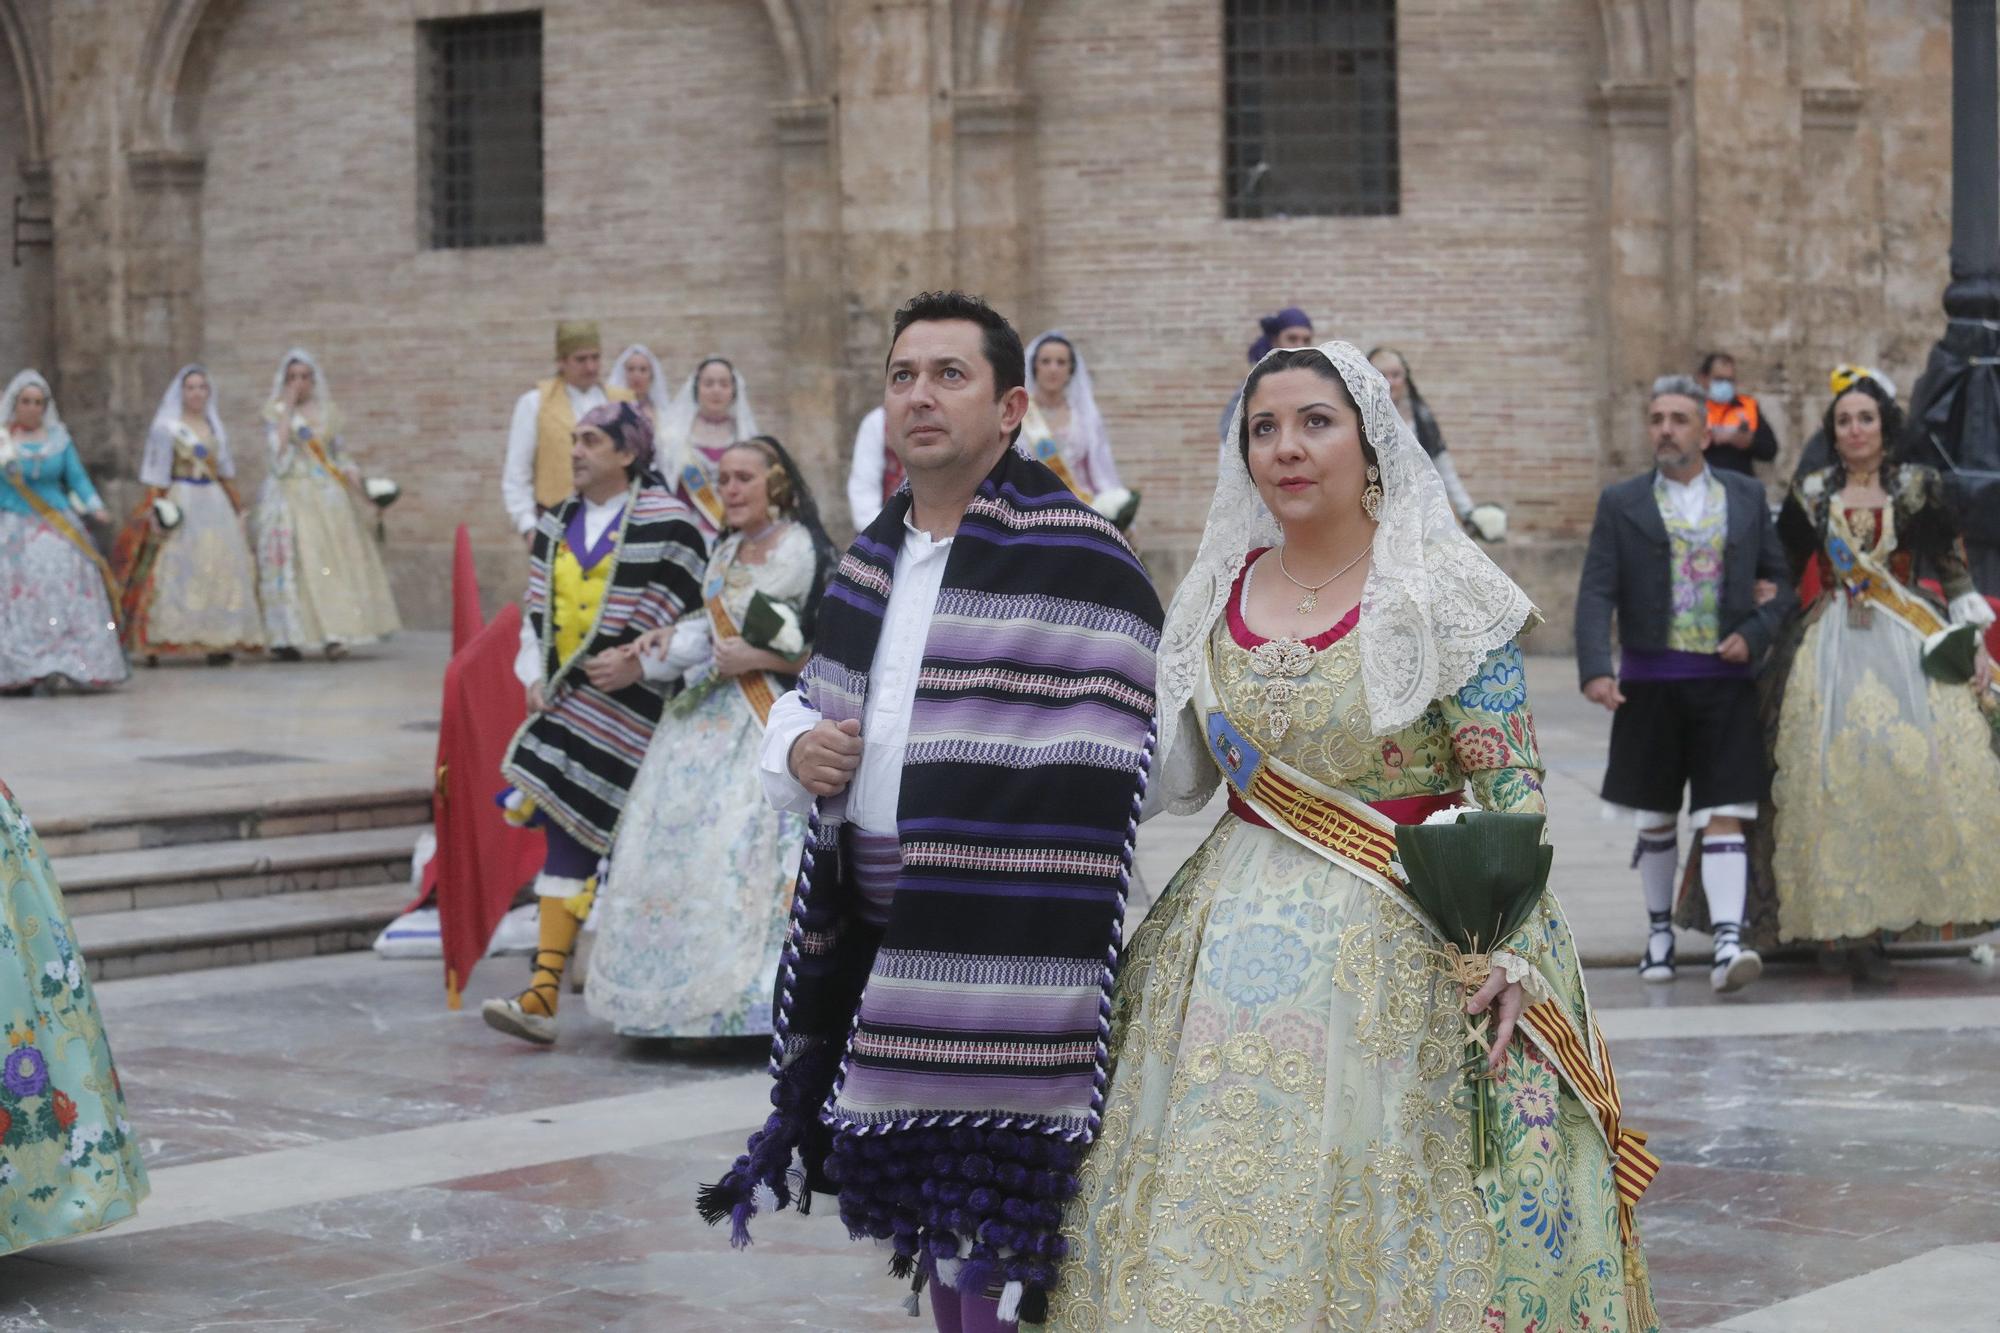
481,996,557,1044
1711,947,1762,994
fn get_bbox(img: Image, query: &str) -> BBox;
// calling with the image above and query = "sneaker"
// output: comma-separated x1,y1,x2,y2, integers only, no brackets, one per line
1637,912,1676,983
1711,945,1762,993
481,996,557,1045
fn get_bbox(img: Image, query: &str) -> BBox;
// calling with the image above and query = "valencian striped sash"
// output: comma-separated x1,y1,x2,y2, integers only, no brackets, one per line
702,446,1162,1317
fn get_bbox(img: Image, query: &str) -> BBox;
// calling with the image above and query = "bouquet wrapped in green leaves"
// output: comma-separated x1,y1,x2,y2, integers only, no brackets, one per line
1393,810,1554,1170
670,590,804,717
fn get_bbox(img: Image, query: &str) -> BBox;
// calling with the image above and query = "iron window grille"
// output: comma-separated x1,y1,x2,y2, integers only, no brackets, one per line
1224,0,1400,219
420,11,544,249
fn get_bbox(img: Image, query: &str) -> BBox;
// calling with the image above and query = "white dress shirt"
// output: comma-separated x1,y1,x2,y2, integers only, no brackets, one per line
503,381,610,534
759,514,953,832
513,494,626,688
844,407,889,532
1656,466,1720,526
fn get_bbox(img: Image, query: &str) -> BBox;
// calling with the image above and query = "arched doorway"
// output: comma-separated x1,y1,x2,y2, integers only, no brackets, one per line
0,0,51,382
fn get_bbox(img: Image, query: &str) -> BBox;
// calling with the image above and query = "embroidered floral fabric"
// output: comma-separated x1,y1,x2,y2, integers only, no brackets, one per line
1655,472,1727,653
0,782,147,1255
1042,626,1649,1332
253,409,400,651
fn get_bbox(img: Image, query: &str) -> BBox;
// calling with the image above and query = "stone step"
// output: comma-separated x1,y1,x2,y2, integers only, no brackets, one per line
34,788,432,859
71,883,413,983
50,825,426,917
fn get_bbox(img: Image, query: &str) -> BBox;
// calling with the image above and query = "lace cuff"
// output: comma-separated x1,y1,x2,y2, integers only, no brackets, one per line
1490,949,1553,1006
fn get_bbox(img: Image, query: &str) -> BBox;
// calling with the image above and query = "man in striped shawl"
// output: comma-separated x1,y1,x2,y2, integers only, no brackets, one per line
700,292,1163,1330
482,401,706,1045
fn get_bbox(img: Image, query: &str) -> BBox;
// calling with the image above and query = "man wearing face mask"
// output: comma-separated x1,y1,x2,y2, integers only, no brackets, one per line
1697,351,1779,477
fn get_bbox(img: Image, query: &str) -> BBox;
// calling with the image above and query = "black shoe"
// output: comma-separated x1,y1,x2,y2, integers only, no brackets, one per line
206,652,234,667
273,647,303,662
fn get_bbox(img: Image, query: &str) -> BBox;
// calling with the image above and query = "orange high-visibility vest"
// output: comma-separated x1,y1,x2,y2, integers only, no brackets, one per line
1707,394,1759,437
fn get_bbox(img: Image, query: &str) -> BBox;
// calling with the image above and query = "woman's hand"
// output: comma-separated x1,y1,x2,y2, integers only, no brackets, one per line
632,626,672,661
1466,967,1525,1075
711,635,761,679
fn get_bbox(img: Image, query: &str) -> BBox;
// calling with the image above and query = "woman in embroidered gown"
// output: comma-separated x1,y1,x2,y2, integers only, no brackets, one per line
253,349,401,658
0,372,126,693
1720,374,2000,958
114,365,265,665
1046,344,1655,1333
608,343,672,434
587,436,832,1037
1369,345,1505,544
0,777,148,1254
656,357,760,539
1022,331,1136,527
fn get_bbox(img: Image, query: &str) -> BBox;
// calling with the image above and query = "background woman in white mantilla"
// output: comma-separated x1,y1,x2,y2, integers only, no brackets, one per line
656,356,759,539
115,364,264,664
253,348,401,659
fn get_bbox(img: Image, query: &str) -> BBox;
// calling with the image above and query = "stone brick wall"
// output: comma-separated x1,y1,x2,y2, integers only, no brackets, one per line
1019,0,1609,642
0,15,50,393
0,0,1981,645
190,0,790,626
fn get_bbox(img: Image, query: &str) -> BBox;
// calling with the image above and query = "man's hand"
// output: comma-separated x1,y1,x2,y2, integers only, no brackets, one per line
1753,579,1778,606
583,650,643,692
522,530,536,551
1466,968,1525,1075
525,682,546,713
790,718,862,798
1582,675,1625,711
1708,424,1750,450
1716,633,1751,665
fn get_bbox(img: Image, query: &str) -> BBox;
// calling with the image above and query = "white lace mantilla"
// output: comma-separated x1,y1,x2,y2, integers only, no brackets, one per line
1155,340,1536,813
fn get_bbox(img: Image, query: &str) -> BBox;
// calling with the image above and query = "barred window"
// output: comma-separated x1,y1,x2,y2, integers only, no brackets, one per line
1223,0,1399,219
419,12,544,249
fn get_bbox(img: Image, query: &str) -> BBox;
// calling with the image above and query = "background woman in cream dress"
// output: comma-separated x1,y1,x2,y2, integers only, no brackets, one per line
116,364,264,664
253,348,400,658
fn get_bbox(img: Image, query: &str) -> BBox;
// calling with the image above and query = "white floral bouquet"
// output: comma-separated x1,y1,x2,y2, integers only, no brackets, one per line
363,476,401,509
152,497,183,530
1091,486,1141,530
1466,503,1508,543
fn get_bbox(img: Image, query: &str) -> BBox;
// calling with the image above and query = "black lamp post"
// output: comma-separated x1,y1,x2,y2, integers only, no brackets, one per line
1908,0,2000,592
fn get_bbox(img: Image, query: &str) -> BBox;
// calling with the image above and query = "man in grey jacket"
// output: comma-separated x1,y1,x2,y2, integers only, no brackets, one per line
1576,375,1794,993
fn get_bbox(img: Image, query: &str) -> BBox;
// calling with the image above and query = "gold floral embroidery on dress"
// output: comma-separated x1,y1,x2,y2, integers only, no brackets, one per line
1774,652,2000,942
1333,916,1461,1080
1213,622,1378,783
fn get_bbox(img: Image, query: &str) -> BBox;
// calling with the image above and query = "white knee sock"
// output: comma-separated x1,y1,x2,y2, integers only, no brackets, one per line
1701,835,1749,931
1634,828,1678,917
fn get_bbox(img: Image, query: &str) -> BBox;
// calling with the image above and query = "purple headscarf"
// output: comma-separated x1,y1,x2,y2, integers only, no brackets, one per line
1248,306,1313,364
577,400,656,477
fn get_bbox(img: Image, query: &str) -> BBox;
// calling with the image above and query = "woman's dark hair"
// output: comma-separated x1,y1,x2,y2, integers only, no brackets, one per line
1032,334,1076,383
1820,375,1906,487
692,357,737,403
1236,347,1371,468
724,434,837,645
889,290,1026,400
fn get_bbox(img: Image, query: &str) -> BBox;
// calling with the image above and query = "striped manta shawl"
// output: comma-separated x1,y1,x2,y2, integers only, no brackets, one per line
701,446,1162,1319
501,479,706,853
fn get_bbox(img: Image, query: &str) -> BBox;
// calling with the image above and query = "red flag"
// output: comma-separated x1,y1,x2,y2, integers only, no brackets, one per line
433,602,544,1007
450,524,484,652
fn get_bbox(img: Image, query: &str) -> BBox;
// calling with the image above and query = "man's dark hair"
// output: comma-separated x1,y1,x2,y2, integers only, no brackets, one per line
1699,350,1735,376
889,290,1026,401
1236,347,1367,467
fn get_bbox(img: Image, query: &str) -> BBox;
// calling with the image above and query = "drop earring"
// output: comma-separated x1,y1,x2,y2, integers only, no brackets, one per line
1361,465,1383,521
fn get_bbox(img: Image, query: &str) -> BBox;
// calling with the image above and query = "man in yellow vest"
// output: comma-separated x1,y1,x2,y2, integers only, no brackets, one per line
501,320,634,542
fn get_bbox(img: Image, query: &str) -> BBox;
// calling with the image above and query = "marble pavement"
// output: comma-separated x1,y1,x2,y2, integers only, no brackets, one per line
0,637,1994,1330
